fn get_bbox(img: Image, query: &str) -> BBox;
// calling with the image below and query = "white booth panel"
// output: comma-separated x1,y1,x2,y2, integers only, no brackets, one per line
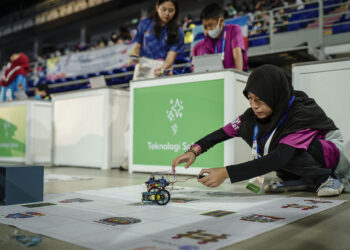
31,103,53,163
111,93,129,166
53,88,129,169
0,100,52,165
293,59,350,158
130,70,250,174
54,94,105,167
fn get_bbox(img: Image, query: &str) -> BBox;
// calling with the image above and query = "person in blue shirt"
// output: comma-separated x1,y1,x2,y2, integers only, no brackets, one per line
0,53,29,102
34,83,51,101
132,0,184,76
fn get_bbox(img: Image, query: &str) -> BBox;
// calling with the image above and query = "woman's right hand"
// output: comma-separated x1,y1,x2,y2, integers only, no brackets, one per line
171,152,196,173
131,43,141,63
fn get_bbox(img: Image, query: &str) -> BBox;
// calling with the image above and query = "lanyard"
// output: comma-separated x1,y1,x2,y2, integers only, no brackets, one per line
252,95,296,159
215,25,226,61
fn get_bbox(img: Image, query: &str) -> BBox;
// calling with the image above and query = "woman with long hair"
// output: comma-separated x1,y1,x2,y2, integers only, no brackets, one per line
132,0,184,77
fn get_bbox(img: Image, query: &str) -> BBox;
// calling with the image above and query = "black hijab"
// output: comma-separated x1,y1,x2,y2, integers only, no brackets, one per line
237,64,337,154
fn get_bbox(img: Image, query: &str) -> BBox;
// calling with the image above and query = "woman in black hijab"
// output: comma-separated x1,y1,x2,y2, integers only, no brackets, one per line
172,64,350,197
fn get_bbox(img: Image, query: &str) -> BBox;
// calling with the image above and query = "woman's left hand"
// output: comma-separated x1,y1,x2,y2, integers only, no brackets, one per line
154,67,163,77
154,67,173,77
197,167,229,188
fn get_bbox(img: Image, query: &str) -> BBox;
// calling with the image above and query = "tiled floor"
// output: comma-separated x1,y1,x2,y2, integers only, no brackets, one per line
0,166,349,250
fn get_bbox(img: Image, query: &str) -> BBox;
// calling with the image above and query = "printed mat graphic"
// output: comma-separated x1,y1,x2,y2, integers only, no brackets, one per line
0,185,346,250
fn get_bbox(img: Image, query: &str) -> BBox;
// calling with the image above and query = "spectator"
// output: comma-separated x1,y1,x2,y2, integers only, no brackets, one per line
132,0,184,77
98,36,107,48
274,8,290,32
233,0,255,14
34,83,51,101
182,14,194,30
172,65,350,197
108,32,118,45
115,27,132,44
0,53,29,102
271,0,285,9
295,0,305,10
182,14,196,43
117,27,132,44
199,3,248,71
224,3,237,18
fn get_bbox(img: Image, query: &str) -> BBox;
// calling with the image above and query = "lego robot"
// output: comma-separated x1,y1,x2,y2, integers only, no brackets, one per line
141,174,173,205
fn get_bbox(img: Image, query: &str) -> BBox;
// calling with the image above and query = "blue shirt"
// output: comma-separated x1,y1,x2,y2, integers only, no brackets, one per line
133,18,185,60
0,75,27,101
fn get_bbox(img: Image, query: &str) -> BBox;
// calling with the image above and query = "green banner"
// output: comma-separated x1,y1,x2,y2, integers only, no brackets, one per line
0,105,26,157
133,79,224,168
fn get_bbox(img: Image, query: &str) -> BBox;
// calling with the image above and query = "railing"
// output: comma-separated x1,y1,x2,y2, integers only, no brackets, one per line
26,62,192,94
247,0,350,49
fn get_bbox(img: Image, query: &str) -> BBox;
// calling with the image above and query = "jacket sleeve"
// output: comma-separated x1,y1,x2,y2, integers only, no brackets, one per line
195,117,242,154
226,143,296,183
195,128,231,154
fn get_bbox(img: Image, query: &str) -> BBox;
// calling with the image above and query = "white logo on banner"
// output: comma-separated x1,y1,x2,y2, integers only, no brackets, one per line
166,98,184,135
3,121,10,138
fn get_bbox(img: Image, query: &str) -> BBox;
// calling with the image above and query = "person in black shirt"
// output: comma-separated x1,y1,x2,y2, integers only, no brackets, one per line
172,65,350,197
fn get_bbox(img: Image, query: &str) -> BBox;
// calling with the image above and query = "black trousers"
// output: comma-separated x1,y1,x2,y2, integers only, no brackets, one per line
276,150,331,190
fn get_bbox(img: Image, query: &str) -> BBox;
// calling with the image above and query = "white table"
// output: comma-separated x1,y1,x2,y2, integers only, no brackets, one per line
0,100,52,164
293,58,350,159
52,88,129,169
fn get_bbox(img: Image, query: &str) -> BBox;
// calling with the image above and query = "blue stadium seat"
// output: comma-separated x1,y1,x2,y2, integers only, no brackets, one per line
249,32,269,47
194,33,205,42
54,78,67,84
112,68,124,74
46,79,55,85
324,0,340,14
332,23,350,34
87,72,99,78
106,78,127,86
27,79,35,88
99,70,114,75
76,74,88,80
125,65,135,72
65,77,76,82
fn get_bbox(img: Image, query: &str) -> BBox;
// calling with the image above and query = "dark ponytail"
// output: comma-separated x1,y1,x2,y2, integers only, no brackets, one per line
150,0,180,45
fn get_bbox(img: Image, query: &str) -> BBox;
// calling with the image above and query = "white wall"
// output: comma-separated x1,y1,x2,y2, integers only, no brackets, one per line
293,59,350,159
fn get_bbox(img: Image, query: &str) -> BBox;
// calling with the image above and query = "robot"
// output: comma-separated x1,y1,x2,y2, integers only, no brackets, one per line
141,173,174,205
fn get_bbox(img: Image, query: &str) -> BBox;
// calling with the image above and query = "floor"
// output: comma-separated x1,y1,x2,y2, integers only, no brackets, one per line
1,166,350,250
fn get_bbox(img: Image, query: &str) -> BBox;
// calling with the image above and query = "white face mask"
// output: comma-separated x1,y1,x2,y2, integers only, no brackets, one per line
208,19,223,39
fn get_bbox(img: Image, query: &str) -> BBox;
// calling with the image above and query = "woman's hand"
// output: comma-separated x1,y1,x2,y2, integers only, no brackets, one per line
154,67,163,77
197,168,229,188
131,43,141,63
154,67,173,77
171,152,196,173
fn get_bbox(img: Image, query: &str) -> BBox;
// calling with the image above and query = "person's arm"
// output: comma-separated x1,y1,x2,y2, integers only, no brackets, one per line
155,51,178,76
156,28,185,76
132,42,142,57
195,128,231,154
197,116,242,154
197,143,296,187
171,128,231,173
171,117,241,173
233,47,243,71
226,143,296,183
14,75,27,92
132,19,147,58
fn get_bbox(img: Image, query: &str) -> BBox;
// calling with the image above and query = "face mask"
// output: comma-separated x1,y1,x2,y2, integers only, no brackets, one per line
35,94,42,100
208,19,223,39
